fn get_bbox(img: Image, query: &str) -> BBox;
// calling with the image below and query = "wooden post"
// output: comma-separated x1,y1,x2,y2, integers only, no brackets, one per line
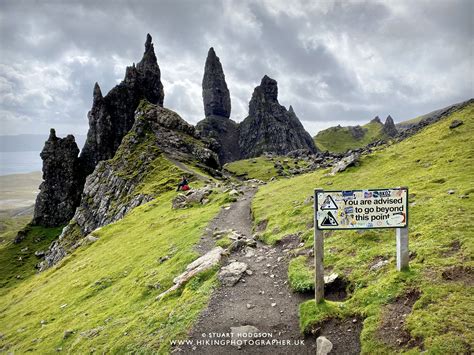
314,188,324,303
396,186,409,271
396,226,409,271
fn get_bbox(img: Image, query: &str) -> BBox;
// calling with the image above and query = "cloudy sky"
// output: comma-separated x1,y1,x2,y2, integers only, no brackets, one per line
0,0,472,138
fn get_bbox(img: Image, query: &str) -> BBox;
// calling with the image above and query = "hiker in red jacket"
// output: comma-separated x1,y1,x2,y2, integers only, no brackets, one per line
176,176,189,191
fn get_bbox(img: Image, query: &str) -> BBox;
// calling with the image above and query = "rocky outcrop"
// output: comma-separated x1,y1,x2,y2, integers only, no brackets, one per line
196,117,240,164
202,47,231,118
39,102,219,270
382,115,398,137
348,125,366,139
239,75,317,158
371,116,382,124
80,33,164,176
32,129,83,227
197,48,239,163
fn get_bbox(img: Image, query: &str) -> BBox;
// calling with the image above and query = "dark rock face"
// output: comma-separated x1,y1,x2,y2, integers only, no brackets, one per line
239,75,317,158
32,129,83,227
80,33,164,175
370,116,382,124
197,48,239,163
196,116,240,164
39,102,219,270
349,126,365,139
382,115,398,137
202,47,231,118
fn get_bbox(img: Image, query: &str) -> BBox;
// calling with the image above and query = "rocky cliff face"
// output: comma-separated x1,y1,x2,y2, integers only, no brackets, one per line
80,33,164,176
33,129,83,227
39,101,219,270
239,75,317,158
382,115,398,137
197,48,240,163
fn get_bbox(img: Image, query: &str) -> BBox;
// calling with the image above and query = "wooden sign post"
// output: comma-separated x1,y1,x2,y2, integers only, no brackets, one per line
314,188,324,303
314,187,409,303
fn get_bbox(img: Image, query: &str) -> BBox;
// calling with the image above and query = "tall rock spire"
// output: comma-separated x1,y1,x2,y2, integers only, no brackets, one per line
136,33,164,106
202,47,231,118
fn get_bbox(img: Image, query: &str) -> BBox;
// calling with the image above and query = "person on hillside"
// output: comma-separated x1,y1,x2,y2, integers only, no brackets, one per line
176,176,189,191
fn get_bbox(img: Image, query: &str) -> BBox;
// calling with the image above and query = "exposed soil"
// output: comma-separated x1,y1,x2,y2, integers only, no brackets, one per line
377,289,423,350
441,265,473,285
177,185,317,354
314,316,363,354
441,240,461,257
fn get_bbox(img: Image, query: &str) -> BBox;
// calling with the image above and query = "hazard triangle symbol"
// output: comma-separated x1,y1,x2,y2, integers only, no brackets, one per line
321,211,338,227
321,195,338,210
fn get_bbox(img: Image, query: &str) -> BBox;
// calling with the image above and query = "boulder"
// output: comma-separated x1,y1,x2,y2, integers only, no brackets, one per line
218,261,248,286
449,120,463,129
316,336,333,355
330,153,359,175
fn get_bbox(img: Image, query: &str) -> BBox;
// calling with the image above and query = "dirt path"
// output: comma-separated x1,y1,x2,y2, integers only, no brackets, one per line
177,184,316,354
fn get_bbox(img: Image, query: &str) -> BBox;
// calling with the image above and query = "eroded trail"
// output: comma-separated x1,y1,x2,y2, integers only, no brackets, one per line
177,184,316,354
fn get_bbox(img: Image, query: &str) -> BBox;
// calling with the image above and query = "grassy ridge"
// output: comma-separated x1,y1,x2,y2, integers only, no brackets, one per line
314,121,385,153
0,182,227,353
253,104,474,352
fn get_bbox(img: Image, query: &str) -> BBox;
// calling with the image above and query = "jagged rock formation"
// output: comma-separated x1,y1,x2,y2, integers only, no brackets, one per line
382,115,398,137
30,34,164,230
370,116,382,124
196,48,239,163
202,47,231,118
239,75,317,158
39,101,219,270
80,33,164,175
32,129,83,227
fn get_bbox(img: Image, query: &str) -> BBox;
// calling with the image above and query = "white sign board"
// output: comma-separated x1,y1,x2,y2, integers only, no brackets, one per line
315,188,408,230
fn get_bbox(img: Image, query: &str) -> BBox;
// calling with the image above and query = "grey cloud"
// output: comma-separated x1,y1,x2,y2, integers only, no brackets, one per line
0,0,472,138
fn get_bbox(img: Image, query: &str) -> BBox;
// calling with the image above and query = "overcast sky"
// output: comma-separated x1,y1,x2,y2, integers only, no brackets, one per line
0,0,472,138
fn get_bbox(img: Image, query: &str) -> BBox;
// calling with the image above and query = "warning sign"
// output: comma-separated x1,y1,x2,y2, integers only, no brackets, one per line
315,188,408,230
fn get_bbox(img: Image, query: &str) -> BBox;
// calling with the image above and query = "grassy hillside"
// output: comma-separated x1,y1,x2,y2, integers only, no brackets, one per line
0,163,230,353
224,156,309,181
253,104,474,352
314,121,385,153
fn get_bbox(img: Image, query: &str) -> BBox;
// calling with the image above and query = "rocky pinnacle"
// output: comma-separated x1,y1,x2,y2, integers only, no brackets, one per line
33,129,83,227
383,115,398,137
202,47,231,118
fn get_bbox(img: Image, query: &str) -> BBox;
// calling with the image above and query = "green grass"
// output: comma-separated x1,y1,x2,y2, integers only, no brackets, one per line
224,156,309,181
253,104,474,353
0,186,227,353
0,224,63,293
288,256,314,293
314,121,385,153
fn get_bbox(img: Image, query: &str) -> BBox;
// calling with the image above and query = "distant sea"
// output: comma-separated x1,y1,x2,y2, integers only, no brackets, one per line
0,151,42,176
0,134,86,176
